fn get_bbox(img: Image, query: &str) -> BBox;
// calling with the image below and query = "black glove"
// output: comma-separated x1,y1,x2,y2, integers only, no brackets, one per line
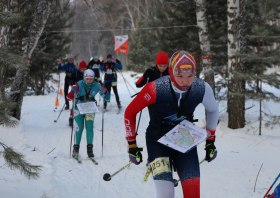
205,139,217,162
116,59,121,64
128,145,143,165
144,69,154,78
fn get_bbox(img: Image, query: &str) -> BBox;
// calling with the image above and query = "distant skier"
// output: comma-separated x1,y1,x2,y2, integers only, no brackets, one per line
68,61,87,127
58,56,77,110
66,69,110,159
124,50,219,198
99,54,123,111
136,52,169,88
87,54,102,85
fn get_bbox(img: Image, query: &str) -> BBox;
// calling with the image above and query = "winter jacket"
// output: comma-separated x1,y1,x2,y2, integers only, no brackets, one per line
58,63,77,85
125,75,219,142
87,60,102,83
136,65,169,88
66,80,110,106
76,70,84,83
99,61,123,82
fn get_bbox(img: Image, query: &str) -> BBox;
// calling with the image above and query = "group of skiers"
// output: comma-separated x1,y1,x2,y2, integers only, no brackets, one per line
57,54,123,158
57,51,279,198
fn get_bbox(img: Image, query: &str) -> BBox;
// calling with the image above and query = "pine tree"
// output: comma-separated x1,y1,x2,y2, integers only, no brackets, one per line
28,1,75,95
241,0,280,134
9,0,52,120
0,2,42,180
0,4,25,127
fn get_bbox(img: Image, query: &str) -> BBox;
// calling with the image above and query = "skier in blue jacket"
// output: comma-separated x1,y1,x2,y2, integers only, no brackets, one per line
99,54,123,111
58,56,77,109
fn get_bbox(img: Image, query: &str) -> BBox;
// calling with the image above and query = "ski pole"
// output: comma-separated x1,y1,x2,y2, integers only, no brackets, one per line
135,110,142,134
117,69,137,93
102,94,105,157
54,103,66,122
117,70,132,97
263,173,280,198
55,70,61,110
199,158,205,165
131,92,139,98
70,91,76,158
103,161,132,181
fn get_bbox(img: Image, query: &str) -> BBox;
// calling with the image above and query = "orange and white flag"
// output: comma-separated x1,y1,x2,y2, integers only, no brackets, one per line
114,35,128,54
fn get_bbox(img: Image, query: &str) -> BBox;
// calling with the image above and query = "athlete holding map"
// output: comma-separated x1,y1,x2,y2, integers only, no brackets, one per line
124,50,219,198
67,69,110,159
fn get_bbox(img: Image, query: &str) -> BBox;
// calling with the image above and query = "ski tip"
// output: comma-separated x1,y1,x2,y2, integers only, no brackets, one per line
103,173,111,181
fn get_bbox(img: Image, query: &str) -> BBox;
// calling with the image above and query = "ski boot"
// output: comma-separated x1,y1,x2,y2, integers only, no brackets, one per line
65,104,69,110
72,144,80,158
69,117,73,127
87,144,94,158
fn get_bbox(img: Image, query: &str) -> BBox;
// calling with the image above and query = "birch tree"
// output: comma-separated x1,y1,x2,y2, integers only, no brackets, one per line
10,0,52,120
227,0,245,129
195,0,214,91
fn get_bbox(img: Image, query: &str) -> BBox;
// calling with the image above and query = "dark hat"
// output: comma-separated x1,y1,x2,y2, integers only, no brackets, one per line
107,54,112,59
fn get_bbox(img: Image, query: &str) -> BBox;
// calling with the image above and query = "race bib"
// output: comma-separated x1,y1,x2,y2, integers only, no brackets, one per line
150,157,171,177
112,81,117,86
107,69,113,74
85,114,95,121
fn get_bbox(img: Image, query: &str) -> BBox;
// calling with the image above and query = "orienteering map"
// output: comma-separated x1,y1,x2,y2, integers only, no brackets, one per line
158,120,207,153
76,102,99,114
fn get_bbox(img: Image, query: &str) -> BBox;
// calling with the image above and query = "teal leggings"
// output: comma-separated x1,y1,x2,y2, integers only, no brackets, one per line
73,108,95,145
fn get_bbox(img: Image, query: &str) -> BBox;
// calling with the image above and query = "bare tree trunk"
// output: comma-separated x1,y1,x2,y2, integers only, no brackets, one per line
227,0,245,129
195,0,215,91
10,0,51,119
122,0,136,30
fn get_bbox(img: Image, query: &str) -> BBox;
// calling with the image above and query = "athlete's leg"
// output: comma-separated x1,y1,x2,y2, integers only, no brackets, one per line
104,82,112,108
64,82,70,107
174,147,200,198
73,108,85,145
146,138,174,198
112,83,120,106
85,113,95,144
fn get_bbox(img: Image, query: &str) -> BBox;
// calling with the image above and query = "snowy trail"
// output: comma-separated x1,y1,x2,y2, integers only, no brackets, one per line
0,72,280,198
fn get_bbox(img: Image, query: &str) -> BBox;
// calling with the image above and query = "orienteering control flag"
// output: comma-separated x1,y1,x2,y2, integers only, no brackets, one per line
115,35,128,54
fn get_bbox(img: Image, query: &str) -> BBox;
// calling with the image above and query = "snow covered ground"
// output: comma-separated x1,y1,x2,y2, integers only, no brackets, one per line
0,71,279,198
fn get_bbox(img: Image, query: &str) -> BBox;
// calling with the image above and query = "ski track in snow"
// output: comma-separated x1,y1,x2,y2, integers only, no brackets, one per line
0,71,279,198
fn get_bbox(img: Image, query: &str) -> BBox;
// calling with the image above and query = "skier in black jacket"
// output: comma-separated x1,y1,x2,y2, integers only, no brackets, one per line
58,56,77,109
87,54,102,85
136,52,169,88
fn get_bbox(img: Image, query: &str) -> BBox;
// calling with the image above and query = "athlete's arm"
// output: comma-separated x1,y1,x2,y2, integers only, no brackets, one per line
135,74,148,88
201,82,219,140
125,82,157,141
66,83,80,101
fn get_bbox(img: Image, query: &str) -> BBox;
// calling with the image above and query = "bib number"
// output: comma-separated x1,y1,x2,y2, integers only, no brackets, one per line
85,114,95,121
112,81,117,86
107,69,113,74
150,157,171,177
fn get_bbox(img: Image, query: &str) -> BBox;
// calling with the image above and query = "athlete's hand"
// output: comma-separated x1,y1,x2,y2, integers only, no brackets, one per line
71,85,78,93
59,59,63,65
205,139,217,162
116,59,121,64
101,87,107,94
128,141,143,165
